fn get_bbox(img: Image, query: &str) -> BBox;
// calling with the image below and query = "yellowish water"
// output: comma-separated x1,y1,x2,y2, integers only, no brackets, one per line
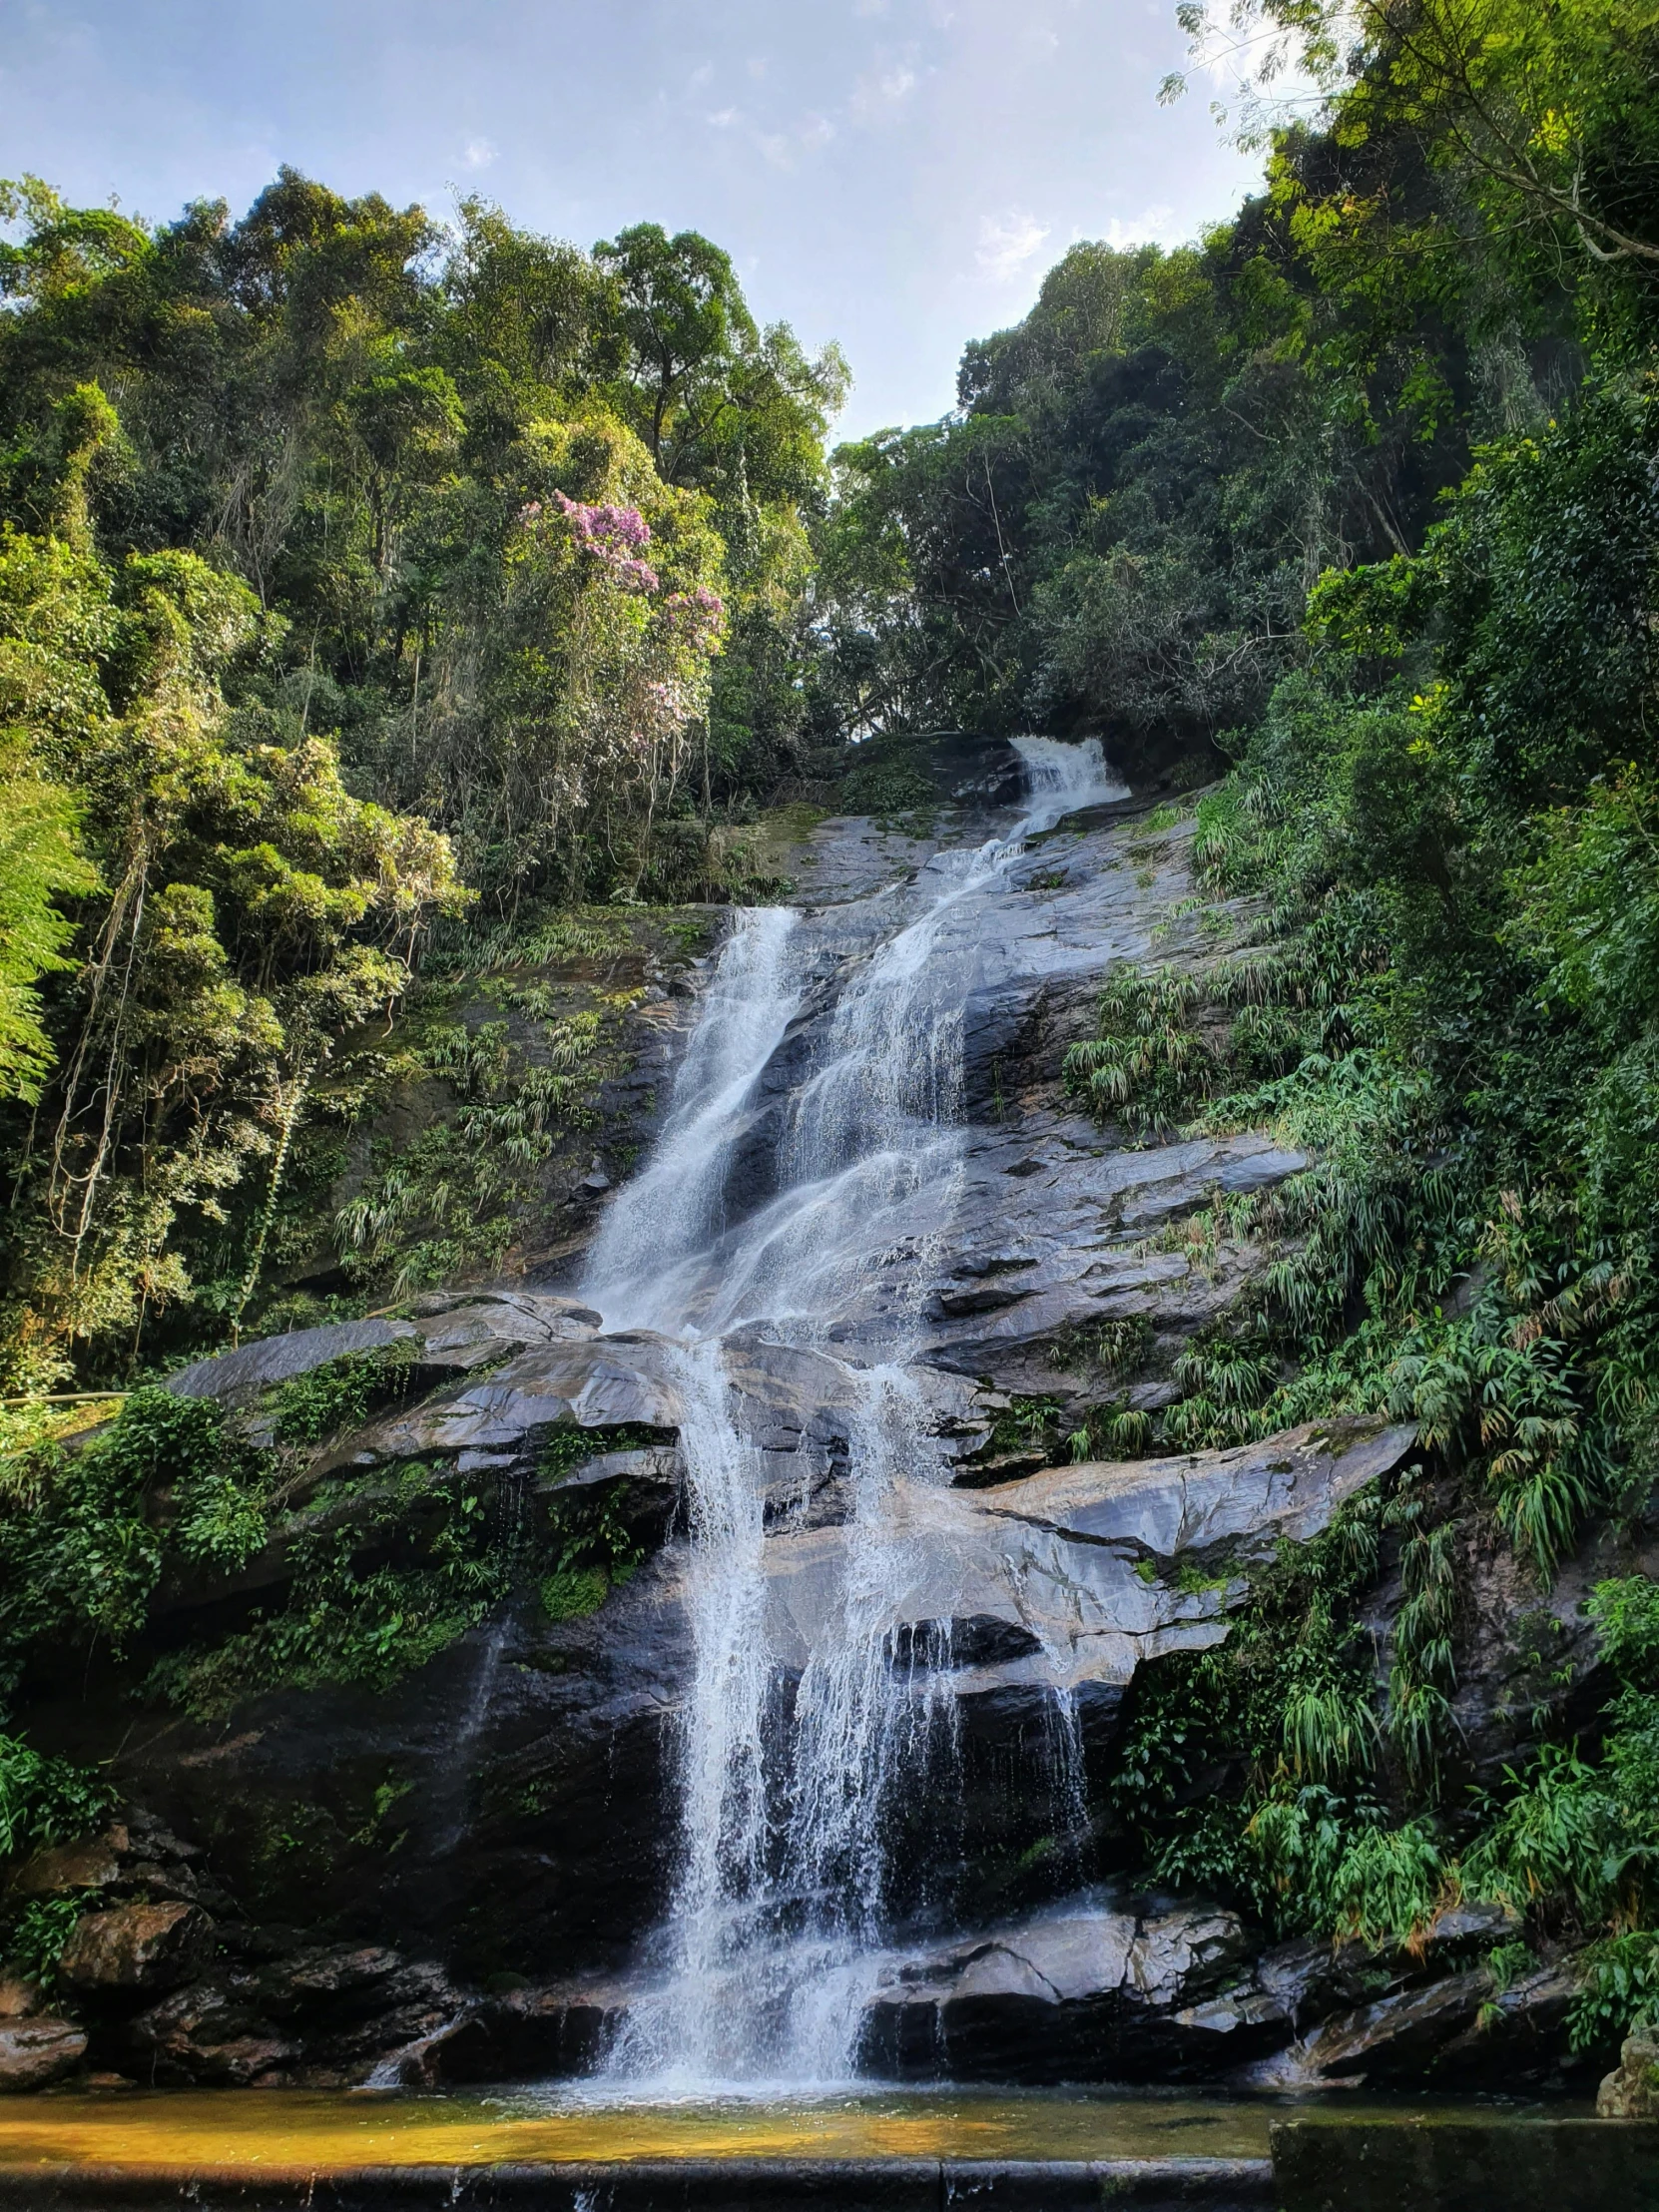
0,2087,1554,2173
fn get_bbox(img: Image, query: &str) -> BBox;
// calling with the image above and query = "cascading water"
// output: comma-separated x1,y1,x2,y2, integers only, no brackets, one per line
583,737,1126,2089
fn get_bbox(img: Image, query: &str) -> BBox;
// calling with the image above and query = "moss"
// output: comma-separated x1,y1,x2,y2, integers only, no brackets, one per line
540,1565,611,1620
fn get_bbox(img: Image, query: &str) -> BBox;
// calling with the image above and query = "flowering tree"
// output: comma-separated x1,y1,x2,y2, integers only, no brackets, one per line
414,410,728,904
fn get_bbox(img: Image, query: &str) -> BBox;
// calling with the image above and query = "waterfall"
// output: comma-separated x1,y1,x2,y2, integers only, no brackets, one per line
584,736,1124,2088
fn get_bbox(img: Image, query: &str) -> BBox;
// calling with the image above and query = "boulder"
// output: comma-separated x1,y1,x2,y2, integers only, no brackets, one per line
164,1296,606,1418
254,1942,407,2015
127,1980,296,2086
407,1291,602,1367
1600,2033,1659,2118
0,2016,86,2090
349,1331,687,1459
57,1900,213,1993
0,1976,42,2018
1240,1970,1491,2087
9,1832,124,1895
857,1900,1275,2081
1434,1963,1585,2087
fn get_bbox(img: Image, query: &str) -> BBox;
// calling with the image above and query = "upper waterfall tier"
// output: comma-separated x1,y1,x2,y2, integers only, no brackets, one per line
583,737,1126,1349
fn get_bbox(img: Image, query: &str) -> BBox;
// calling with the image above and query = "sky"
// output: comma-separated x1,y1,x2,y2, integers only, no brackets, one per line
0,0,1266,439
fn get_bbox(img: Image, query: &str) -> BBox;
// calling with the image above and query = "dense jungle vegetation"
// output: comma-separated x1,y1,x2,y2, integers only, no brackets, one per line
6,0,1659,2046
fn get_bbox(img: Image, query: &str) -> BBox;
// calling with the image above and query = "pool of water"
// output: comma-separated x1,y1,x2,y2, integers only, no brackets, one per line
0,2085,1579,2173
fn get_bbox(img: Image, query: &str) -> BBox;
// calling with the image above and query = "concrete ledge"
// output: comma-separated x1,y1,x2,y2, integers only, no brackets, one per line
1271,2117,1659,2212
0,2157,1275,2211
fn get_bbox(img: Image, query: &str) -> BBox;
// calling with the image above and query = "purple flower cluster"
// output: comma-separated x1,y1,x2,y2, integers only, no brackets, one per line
662,585,727,651
550,490,659,591
519,494,663,590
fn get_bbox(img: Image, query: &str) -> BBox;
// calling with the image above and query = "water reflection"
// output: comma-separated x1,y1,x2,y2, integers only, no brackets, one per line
0,2085,1569,2172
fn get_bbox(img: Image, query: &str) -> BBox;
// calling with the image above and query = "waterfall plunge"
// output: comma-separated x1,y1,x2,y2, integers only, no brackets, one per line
584,737,1125,2089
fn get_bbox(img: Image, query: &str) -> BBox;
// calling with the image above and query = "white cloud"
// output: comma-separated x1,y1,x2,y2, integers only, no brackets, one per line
756,112,837,169
851,54,918,119
707,106,739,128
976,211,1050,279
1104,204,1178,248
853,0,889,16
460,137,497,170
688,61,713,90
747,55,769,79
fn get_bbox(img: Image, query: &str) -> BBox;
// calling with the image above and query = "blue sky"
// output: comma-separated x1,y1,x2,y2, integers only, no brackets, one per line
0,0,1265,437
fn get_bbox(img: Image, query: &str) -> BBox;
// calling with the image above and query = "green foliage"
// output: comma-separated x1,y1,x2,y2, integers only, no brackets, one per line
540,1566,611,1622
1249,1789,1446,1949
1571,1931,1659,2052
0,515,465,1386
0,1733,111,1858
982,1394,1069,1463
1106,1492,1406,1939
0,168,850,1393
151,1464,512,1717
539,1445,660,1621
0,1385,240,1682
2,1895,86,1984
266,1343,418,1447
836,750,937,820
1462,1744,1622,1921
0,745,96,1104
331,990,630,1297
1064,968,1216,1138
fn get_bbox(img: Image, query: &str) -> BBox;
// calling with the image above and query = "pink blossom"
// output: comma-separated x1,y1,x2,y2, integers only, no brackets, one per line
552,489,653,550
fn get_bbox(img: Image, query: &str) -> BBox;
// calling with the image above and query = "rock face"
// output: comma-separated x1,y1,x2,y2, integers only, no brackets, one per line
165,1291,606,1410
3,744,1614,2097
859,1900,1267,2081
763,1416,1414,1704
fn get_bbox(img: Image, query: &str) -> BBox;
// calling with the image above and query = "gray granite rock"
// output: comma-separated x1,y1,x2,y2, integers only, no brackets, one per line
760,1416,1416,1701
856,1898,1273,2080
165,1318,418,1404
1238,1970,1492,2087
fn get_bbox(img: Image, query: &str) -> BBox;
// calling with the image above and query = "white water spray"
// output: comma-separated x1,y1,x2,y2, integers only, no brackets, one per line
585,737,1125,2086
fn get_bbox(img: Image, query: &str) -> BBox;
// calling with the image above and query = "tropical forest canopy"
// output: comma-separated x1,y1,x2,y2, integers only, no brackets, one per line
6,0,1659,2027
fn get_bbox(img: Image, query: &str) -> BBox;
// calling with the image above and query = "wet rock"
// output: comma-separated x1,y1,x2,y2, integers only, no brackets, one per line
1435,1963,1586,2087
1239,1969,1490,2087
0,2016,86,2090
1599,2032,1659,2117
127,1980,296,2086
9,1832,124,1895
407,1292,602,1369
163,1295,604,1414
1420,1898,1521,1952
859,1900,1273,2081
352,1331,687,1459
57,1900,213,1993
364,1984,615,2089
542,1444,685,1492
254,1942,407,2014
1127,1908,1254,2009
